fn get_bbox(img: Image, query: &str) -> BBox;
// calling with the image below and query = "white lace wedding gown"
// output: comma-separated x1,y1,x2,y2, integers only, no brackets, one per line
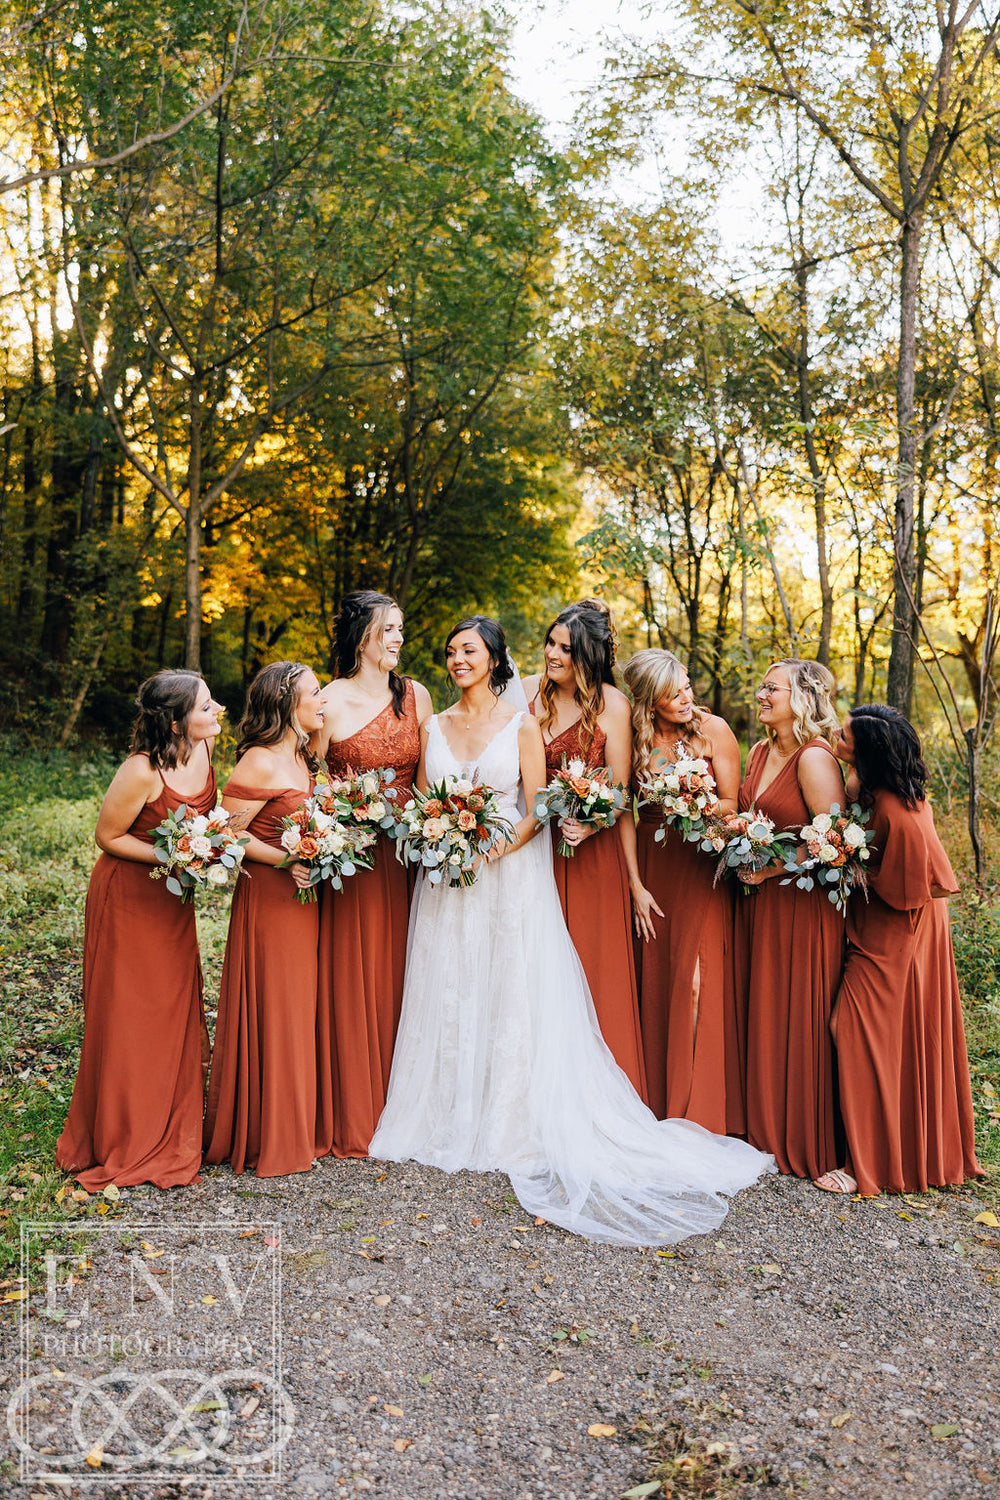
370,712,774,1245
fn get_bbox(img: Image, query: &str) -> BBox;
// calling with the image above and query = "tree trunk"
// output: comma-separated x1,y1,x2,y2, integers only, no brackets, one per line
886,211,924,715
795,263,832,665
185,506,202,671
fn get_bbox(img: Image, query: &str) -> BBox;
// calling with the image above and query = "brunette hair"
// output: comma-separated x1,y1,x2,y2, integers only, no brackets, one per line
622,649,710,782
849,704,928,808
445,615,513,696
237,661,319,771
537,601,617,758
334,590,406,718
129,669,206,770
765,658,840,748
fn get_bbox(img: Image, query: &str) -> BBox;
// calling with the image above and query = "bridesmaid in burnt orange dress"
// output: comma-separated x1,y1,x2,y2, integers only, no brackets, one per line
621,649,744,1134
523,600,646,1099
56,670,223,1189
203,662,325,1177
315,591,432,1158
815,704,981,1196
736,658,847,1178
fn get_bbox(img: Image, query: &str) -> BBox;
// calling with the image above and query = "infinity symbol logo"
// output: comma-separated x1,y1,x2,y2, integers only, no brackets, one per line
7,1368,294,1470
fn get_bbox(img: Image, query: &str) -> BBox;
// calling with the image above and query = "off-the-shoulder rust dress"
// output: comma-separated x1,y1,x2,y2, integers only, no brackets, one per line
735,739,846,1177
315,681,421,1157
56,753,216,1189
534,714,647,1100
635,758,743,1134
836,790,980,1195
203,780,318,1177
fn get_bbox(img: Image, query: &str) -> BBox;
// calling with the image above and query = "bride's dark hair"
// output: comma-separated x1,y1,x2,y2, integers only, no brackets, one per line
445,615,513,696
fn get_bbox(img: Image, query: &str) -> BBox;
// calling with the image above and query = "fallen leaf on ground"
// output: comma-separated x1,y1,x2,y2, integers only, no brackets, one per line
588,1423,617,1438
384,1404,404,1417
761,1263,781,1274
141,1241,164,1259
3,1289,29,1302
373,1294,391,1307
830,1412,852,1428
188,1399,224,1413
931,1423,959,1440
240,1396,260,1418
546,1370,565,1383
264,1236,279,1248
85,1444,103,1468
621,1483,661,1498
393,1438,413,1452
417,1374,432,1385
974,1212,999,1227
200,1295,218,1305
102,1184,121,1202
238,1229,259,1238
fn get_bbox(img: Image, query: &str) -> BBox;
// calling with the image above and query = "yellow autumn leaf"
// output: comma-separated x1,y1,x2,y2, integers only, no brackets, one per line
201,1294,218,1305
2,1289,28,1302
102,1184,121,1202
142,1242,165,1259
85,1443,104,1467
546,1370,565,1384
384,1404,404,1417
974,1212,999,1227
588,1423,617,1438
830,1412,852,1428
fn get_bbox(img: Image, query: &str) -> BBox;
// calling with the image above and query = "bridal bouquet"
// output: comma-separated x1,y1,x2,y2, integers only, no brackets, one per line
532,756,627,857
640,750,720,846
392,775,516,887
781,804,874,912
712,807,796,889
316,766,398,836
279,795,378,903
150,804,248,902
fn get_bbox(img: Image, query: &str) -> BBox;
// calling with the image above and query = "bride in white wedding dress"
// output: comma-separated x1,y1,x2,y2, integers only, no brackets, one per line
370,616,774,1245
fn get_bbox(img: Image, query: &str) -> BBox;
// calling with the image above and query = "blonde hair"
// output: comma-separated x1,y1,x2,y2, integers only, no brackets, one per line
622,649,709,783
765,658,839,747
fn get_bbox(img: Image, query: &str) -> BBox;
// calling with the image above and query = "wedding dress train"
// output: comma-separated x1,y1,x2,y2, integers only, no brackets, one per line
370,713,774,1245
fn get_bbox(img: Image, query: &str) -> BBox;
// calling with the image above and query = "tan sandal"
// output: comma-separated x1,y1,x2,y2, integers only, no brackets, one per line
813,1169,857,1194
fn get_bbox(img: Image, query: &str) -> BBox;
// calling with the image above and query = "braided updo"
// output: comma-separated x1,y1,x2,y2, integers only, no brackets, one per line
129,670,205,770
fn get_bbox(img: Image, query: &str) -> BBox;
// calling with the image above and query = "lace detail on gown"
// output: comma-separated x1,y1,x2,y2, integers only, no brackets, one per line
370,713,774,1244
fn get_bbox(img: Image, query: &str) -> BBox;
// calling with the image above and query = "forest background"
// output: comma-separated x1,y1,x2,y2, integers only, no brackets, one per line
1,0,1000,1269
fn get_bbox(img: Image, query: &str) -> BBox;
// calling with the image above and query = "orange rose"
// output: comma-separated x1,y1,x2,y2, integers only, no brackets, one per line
176,835,192,852
423,799,444,817
457,810,476,831
291,807,310,827
569,777,591,798
296,835,320,859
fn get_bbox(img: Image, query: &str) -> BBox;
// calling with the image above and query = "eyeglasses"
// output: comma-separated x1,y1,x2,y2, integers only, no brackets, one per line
757,683,789,699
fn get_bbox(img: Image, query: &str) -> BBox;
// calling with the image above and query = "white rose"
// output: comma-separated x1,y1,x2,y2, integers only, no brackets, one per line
664,774,681,793
174,847,194,864
312,808,333,831
452,777,475,796
843,823,866,849
367,800,386,821
188,814,209,835
818,842,838,862
280,827,300,851
328,833,346,856
188,834,212,856
811,813,833,834
361,773,380,796
448,852,464,865
207,863,229,886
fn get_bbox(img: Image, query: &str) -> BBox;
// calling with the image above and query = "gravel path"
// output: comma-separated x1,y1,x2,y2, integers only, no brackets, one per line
3,1158,998,1499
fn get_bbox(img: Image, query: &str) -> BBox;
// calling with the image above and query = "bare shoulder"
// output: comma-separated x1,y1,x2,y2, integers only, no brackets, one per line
799,740,839,768
702,713,739,752
600,684,632,723
229,745,285,789
518,711,545,746
320,677,349,702
408,679,434,721
521,673,542,704
109,753,160,796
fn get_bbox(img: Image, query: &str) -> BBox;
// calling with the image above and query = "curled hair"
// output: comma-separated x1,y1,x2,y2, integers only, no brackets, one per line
333,590,406,719
849,704,928,808
129,669,205,770
765,658,839,748
622,649,710,783
445,615,513,697
237,662,319,772
538,602,616,758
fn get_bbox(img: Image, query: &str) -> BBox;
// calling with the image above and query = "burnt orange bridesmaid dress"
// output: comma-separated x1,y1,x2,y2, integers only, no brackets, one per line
203,780,318,1177
315,680,421,1158
735,739,846,1177
635,761,743,1135
56,752,216,1190
836,790,980,1195
537,716,647,1100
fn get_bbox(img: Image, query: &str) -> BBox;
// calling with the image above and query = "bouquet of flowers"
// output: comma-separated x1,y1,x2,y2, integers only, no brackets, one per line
392,775,516,887
640,750,720,846
781,804,874,912
532,755,627,857
712,807,796,889
317,766,398,836
150,804,248,902
279,795,378,903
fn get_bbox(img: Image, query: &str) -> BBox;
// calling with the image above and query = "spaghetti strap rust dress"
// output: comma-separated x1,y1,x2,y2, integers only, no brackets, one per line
535,714,647,1100
836,790,980,1195
635,758,743,1135
735,739,846,1178
316,680,421,1158
203,780,318,1177
55,754,216,1190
